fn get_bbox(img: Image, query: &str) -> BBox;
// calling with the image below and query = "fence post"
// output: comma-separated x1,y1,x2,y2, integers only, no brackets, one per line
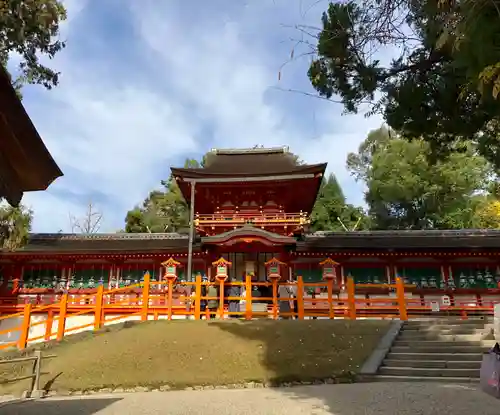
327,279,335,319
18,303,32,350
245,274,252,320
167,280,174,321
57,294,68,341
44,309,54,341
31,350,42,396
194,274,202,320
395,277,408,321
271,278,279,320
297,276,305,320
94,285,105,330
218,279,225,319
346,277,356,320
141,272,151,322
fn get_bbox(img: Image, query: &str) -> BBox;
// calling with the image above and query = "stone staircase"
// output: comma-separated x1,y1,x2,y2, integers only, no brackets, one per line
371,318,494,382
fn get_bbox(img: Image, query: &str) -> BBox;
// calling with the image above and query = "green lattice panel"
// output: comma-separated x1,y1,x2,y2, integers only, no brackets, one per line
397,267,442,288
450,265,494,289
343,267,386,284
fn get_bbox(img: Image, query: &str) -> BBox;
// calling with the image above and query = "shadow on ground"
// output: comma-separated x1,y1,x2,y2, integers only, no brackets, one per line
0,396,122,415
278,382,500,415
209,319,387,385
210,319,387,414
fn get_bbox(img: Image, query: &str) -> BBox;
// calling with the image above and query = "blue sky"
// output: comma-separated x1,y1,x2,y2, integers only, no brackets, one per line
16,0,385,232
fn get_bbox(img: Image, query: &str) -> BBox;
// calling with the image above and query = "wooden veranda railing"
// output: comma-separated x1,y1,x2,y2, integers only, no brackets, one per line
0,274,496,351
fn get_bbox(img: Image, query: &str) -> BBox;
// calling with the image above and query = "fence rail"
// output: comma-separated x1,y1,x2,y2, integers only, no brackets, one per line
0,274,496,351
0,350,56,398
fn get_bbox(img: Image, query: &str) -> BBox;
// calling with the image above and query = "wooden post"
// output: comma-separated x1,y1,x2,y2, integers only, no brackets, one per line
32,350,42,395
271,278,279,320
44,309,54,341
346,277,356,320
297,276,305,320
395,277,408,321
194,274,202,320
167,280,174,321
18,303,32,349
57,294,68,341
327,279,335,319
245,274,252,320
141,272,151,322
94,285,104,330
218,279,225,319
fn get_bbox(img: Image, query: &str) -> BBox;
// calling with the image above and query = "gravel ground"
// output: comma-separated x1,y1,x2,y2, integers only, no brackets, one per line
1,382,499,415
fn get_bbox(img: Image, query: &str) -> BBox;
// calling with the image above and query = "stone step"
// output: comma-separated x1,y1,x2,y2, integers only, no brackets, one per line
397,333,486,341
378,366,480,378
360,374,479,383
404,318,490,325
402,325,486,332
382,359,481,369
386,352,482,361
393,340,489,347
391,345,488,353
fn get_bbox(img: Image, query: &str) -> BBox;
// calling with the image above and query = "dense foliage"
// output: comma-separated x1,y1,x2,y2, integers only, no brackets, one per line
124,159,201,233
308,0,500,167
0,0,66,94
310,174,368,232
0,204,32,250
348,126,499,230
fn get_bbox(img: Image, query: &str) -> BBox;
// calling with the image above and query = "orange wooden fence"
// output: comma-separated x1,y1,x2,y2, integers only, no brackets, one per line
0,274,496,351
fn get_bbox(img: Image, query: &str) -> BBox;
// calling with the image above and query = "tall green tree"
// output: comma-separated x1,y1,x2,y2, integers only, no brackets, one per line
308,1,500,168
1,0,66,94
348,127,493,230
310,174,368,232
124,159,201,233
0,204,32,250
0,1,66,248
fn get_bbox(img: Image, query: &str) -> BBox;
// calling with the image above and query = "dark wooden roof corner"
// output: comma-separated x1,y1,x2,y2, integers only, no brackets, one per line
0,65,63,206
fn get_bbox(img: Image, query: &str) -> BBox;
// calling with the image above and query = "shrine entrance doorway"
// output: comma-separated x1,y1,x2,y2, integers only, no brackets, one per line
201,226,296,281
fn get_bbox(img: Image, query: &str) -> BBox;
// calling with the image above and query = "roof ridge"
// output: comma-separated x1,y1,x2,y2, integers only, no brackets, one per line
309,229,500,238
29,233,189,240
211,146,289,155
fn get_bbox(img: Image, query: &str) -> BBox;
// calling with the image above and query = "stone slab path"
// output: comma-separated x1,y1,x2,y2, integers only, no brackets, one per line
1,382,499,415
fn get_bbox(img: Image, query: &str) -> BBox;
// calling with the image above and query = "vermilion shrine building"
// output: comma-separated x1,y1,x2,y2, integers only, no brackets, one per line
1,147,500,308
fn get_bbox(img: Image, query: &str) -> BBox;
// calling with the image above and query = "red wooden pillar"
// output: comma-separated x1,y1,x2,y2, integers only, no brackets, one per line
386,260,395,284
440,262,450,284
0,264,8,295
278,251,291,281
11,262,23,294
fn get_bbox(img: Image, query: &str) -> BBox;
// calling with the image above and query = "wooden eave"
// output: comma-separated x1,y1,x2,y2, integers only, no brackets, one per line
0,65,63,205
298,229,500,250
201,226,297,246
171,163,327,180
0,233,195,254
3,230,500,258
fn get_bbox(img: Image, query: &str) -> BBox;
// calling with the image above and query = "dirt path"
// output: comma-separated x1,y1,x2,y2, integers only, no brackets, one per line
1,382,498,415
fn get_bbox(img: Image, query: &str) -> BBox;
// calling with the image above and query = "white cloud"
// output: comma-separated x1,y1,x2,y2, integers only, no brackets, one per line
20,0,384,233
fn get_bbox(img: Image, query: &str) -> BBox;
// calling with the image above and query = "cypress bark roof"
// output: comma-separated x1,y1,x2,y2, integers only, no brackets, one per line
0,66,63,206
171,147,327,178
4,229,500,254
